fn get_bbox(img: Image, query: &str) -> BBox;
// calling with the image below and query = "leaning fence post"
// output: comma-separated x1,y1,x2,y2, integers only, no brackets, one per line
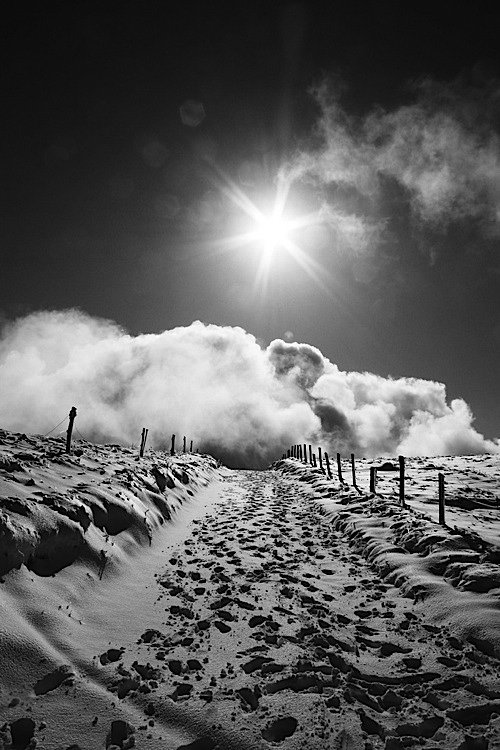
438,473,445,525
324,452,332,479
351,453,356,486
318,447,325,473
370,466,377,493
399,455,405,507
337,453,344,483
66,406,77,454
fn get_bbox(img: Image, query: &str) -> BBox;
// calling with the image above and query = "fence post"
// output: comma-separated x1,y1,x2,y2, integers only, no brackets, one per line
312,453,317,467
303,444,307,463
324,452,332,479
140,427,148,458
287,448,291,458
66,406,77,454
399,455,405,507
183,436,186,452
170,434,176,456
337,453,344,483
351,453,356,486
370,466,377,493
438,473,445,525
190,440,193,452
318,447,325,473
308,445,313,464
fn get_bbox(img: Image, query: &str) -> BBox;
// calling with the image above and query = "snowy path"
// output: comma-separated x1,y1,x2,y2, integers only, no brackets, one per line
86,470,499,749
2,468,500,749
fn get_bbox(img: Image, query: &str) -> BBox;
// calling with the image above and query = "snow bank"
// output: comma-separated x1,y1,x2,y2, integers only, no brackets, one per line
0,428,218,580
272,457,500,658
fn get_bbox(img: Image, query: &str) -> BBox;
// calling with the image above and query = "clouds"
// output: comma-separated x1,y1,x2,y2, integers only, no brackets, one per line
290,76,500,245
0,310,497,467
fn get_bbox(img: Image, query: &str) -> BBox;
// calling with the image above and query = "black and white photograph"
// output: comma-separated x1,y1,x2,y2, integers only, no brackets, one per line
1,2,499,748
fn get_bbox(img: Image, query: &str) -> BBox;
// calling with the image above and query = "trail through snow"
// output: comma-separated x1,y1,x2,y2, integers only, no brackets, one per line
3,468,499,749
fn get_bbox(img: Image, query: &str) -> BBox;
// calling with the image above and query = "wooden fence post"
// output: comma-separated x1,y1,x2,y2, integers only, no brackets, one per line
303,444,307,463
312,453,317,467
324,452,332,479
438,473,445,525
318,447,325,473
183,436,186,452
190,440,193,452
170,434,176,456
351,453,356,486
140,427,148,457
308,445,313,464
399,455,405,507
337,453,344,483
370,466,377,493
66,406,77,454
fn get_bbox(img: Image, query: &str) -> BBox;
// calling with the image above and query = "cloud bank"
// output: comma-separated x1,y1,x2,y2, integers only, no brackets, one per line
0,310,497,467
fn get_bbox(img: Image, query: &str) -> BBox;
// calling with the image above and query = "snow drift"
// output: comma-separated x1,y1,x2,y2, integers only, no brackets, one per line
0,309,498,468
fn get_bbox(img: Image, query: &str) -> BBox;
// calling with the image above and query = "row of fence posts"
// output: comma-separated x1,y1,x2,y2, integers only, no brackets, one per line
283,444,353,487
140,431,195,457
283,443,447,527
62,406,196,460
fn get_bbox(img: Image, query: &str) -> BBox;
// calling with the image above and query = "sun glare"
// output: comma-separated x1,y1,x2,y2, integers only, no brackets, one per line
255,214,290,257
204,161,331,293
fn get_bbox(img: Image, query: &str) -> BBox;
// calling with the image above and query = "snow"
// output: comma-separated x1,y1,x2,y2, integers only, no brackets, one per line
1,429,500,749
274,456,500,657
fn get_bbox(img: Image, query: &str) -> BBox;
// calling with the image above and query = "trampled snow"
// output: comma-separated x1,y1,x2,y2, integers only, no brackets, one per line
1,429,499,749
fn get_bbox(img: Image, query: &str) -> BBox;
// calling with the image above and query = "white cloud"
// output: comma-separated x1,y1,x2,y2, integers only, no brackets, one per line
292,77,500,236
0,310,497,466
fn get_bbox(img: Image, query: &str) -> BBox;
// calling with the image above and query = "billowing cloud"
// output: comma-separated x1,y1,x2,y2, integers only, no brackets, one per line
290,76,500,238
0,310,497,467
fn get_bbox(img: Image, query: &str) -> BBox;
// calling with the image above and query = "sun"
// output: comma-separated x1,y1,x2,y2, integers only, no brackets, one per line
202,161,330,292
254,213,291,258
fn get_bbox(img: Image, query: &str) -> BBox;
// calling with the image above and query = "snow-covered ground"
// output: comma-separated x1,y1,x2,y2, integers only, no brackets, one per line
1,430,499,749
274,456,500,654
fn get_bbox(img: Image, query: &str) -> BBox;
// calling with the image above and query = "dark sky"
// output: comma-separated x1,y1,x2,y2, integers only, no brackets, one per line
1,1,499,440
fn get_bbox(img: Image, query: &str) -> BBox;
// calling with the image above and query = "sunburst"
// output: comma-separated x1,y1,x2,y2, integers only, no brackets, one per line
206,163,331,293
